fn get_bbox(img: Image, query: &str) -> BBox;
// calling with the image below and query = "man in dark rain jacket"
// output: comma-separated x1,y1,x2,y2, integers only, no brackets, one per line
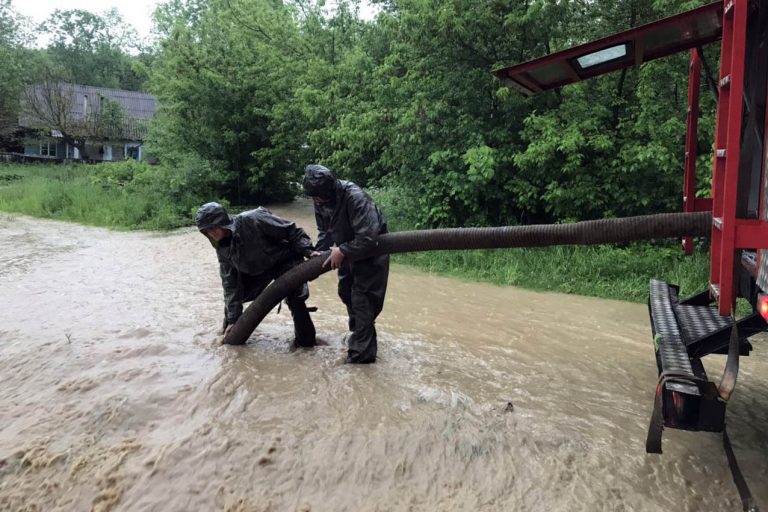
196,202,316,346
302,164,389,364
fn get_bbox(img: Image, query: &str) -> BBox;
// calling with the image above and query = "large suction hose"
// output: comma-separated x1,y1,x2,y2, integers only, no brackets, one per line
223,211,711,345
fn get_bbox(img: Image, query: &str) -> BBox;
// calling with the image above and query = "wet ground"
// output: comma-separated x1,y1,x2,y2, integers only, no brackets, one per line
0,201,766,511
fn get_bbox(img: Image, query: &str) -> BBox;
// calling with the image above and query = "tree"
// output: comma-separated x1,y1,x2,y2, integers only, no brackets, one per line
513,0,716,221
149,0,308,203
40,8,147,90
146,0,713,225
0,0,33,149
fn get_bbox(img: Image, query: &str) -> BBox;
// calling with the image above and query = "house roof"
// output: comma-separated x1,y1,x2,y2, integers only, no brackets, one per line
494,2,723,95
64,83,157,120
20,82,157,141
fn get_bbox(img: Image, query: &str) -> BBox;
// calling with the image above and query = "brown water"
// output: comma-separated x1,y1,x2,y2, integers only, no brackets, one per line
0,201,766,512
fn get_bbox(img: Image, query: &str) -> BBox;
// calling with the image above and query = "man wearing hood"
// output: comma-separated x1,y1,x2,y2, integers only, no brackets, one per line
196,202,316,346
302,164,389,364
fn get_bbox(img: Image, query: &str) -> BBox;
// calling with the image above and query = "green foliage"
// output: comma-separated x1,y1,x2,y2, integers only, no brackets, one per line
94,158,229,217
0,162,223,230
372,184,425,230
39,8,147,90
92,97,130,139
148,0,306,204
0,0,723,215
142,0,716,221
0,0,33,148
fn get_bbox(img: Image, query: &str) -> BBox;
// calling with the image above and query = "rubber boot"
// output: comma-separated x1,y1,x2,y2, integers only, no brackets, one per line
290,301,316,347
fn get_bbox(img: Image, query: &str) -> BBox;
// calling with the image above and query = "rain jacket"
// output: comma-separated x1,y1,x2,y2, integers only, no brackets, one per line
197,203,314,325
311,183,388,256
305,166,389,363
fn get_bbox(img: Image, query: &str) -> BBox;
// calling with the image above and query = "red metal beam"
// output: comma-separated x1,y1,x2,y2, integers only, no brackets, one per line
758,14,768,291
683,49,703,255
712,0,748,316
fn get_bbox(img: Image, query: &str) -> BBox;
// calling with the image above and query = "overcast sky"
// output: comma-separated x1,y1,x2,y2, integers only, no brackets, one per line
12,0,379,44
12,0,161,41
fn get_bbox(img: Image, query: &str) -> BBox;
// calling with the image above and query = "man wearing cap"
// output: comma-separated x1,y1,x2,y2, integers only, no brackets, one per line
196,202,316,346
302,164,389,364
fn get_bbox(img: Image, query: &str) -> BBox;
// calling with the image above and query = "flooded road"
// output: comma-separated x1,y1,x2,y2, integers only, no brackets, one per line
0,200,766,511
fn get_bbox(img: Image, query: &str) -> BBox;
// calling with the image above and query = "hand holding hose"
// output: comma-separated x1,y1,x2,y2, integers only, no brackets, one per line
322,247,345,270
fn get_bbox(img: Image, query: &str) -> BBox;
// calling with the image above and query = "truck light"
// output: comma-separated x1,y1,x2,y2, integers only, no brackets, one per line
759,294,768,321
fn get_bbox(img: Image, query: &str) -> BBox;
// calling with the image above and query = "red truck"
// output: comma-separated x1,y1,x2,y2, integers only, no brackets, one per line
496,2,767,509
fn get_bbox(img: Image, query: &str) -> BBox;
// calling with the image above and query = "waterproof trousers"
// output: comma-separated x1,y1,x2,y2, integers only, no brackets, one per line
338,254,390,363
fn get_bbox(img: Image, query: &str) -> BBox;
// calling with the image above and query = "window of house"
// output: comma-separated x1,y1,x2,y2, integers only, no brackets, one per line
126,145,141,160
39,141,57,157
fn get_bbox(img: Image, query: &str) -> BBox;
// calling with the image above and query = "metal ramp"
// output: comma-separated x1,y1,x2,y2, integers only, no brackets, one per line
647,278,763,440
647,278,764,510
648,279,765,436
647,279,727,436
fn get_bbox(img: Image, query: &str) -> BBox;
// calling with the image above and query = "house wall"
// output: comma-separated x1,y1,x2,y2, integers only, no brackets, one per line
23,141,67,159
84,143,129,162
23,140,145,161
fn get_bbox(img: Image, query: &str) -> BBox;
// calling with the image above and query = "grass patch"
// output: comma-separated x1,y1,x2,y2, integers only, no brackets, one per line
392,242,711,303
0,162,199,230
373,185,713,302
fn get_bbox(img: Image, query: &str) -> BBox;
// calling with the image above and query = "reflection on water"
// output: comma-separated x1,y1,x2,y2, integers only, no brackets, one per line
0,202,766,511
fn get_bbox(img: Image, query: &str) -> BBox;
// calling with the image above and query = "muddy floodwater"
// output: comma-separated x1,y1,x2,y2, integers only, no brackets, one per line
1,200,767,512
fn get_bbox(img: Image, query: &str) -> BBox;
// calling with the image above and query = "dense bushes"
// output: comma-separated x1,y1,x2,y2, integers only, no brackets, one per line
149,0,717,225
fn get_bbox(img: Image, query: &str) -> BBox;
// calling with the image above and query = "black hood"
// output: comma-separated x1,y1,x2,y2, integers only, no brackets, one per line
302,164,337,200
196,202,235,232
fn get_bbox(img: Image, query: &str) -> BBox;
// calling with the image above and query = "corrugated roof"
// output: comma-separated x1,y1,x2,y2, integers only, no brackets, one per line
63,83,157,120
20,82,157,141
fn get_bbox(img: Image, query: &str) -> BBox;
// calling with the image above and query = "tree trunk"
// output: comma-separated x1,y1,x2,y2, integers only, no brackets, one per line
62,134,89,160
74,141,89,160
